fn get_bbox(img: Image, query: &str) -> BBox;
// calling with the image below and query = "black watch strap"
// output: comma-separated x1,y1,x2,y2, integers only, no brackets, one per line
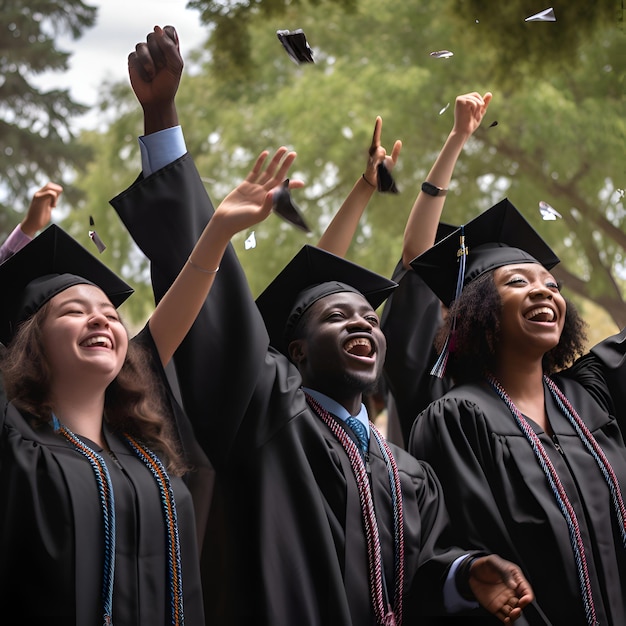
421,181,448,197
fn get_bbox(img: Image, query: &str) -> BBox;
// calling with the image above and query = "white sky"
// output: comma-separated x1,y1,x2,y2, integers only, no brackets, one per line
35,0,206,130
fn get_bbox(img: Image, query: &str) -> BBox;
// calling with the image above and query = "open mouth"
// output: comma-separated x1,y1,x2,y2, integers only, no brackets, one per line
80,335,113,349
344,337,374,357
524,306,556,322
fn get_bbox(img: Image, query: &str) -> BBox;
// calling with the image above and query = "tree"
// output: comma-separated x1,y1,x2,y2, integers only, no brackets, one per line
74,0,625,334
0,0,96,232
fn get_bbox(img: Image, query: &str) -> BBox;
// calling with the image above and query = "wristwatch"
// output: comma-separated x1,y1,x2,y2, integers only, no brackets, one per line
421,181,448,197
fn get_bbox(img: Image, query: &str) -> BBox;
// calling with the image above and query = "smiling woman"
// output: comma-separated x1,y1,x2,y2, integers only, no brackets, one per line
0,136,300,624
404,199,626,625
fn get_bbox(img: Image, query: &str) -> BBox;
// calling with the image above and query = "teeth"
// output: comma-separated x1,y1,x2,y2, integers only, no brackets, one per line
82,335,112,348
525,307,555,322
344,337,373,356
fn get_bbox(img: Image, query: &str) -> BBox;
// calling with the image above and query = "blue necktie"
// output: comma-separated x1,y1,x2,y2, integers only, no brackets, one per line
346,416,369,456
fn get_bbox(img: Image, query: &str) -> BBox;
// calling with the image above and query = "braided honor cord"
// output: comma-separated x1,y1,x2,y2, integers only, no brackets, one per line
52,417,185,626
486,375,598,626
543,376,626,547
126,435,184,626
305,393,404,626
52,415,116,626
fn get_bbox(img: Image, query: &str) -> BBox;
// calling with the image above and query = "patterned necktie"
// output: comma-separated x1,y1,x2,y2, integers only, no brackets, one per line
346,416,369,456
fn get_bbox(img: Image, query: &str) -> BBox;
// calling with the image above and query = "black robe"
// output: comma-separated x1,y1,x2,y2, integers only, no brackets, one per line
409,353,626,625
111,153,484,626
0,327,205,626
381,261,452,444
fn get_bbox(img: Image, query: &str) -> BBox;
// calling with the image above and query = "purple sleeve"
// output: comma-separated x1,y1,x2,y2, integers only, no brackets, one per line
0,225,32,264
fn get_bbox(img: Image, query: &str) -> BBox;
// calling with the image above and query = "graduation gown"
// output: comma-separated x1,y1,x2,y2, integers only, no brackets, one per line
0,327,204,626
381,261,452,444
111,153,477,626
409,353,626,626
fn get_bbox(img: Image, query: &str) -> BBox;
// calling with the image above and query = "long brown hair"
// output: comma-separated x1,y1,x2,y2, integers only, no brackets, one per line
1,301,188,475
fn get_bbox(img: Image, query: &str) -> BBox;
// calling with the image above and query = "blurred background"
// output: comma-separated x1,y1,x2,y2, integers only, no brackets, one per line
1,0,624,344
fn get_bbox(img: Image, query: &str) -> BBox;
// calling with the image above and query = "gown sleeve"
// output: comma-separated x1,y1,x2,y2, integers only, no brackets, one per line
131,324,216,548
589,327,626,428
110,154,278,468
381,260,452,443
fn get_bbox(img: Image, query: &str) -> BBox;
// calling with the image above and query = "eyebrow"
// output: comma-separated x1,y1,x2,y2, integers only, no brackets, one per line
55,296,116,310
500,265,555,280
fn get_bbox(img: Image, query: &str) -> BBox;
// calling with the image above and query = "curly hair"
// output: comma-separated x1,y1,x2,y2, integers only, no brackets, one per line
436,269,588,384
0,301,188,476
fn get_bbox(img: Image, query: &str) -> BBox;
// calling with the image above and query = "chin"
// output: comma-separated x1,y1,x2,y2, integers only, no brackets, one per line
341,371,380,396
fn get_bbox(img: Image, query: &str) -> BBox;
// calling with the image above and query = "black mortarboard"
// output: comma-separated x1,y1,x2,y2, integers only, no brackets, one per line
435,221,457,243
273,180,311,233
410,198,560,308
256,245,397,354
276,29,315,64
0,224,133,345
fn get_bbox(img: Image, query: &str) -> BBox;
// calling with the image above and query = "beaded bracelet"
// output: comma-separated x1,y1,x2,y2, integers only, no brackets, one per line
187,257,220,274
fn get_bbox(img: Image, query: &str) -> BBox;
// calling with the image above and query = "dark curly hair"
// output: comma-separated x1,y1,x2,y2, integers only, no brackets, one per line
436,269,588,384
0,301,188,476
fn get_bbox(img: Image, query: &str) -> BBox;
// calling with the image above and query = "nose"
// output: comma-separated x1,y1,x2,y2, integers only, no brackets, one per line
529,283,552,299
88,311,110,327
347,313,374,331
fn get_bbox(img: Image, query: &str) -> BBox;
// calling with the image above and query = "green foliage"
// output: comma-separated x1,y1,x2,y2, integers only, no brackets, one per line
0,0,96,231
70,0,625,330
446,0,620,87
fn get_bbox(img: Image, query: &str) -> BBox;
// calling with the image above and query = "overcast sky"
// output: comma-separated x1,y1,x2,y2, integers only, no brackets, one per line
36,0,206,130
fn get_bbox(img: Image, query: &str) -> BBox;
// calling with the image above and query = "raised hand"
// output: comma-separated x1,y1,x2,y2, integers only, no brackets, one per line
452,91,493,138
213,147,305,238
20,182,63,237
362,116,402,187
128,25,183,133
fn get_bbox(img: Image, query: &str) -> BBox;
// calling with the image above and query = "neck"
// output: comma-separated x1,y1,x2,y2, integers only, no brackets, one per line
305,386,363,416
50,382,107,447
493,355,548,429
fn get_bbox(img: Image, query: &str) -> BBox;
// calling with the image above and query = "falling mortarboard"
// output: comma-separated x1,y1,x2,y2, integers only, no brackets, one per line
377,163,399,194
276,29,314,64
273,179,311,233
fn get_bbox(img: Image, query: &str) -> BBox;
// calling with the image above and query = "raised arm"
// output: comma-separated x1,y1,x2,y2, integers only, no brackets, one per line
0,182,63,264
316,116,401,257
402,91,492,267
149,148,302,365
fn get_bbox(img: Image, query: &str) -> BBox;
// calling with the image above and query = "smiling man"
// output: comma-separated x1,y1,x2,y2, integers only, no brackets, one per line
110,24,534,626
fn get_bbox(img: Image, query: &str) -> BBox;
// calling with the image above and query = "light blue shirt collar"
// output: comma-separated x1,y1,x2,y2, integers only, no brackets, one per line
303,388,370,436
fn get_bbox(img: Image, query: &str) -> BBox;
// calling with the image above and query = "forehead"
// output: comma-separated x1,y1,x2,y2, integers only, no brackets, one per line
494,263,555,280
49,283,113,307
313,290,374,313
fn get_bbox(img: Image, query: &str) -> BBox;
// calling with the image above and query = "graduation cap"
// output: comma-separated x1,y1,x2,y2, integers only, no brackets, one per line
276,29,314,64
273,180,311,233
409,198,560,376
377,162,399,194
435,221,457,242
0,224,133,345
256,245,397,354
410,198,559,308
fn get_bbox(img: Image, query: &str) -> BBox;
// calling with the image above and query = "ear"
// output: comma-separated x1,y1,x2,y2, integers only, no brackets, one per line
288,338,306,364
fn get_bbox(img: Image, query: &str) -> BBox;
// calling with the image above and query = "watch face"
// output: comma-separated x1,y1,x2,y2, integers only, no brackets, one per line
422,182,441,196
